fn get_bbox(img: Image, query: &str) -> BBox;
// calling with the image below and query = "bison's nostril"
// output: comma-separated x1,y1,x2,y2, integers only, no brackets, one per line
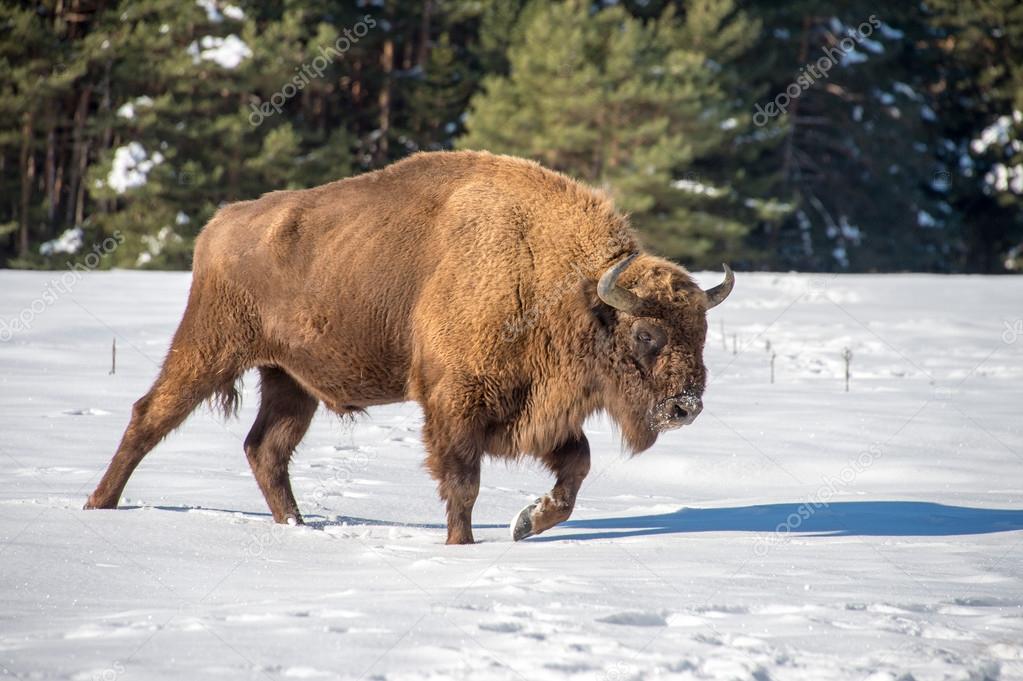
672,404,688,420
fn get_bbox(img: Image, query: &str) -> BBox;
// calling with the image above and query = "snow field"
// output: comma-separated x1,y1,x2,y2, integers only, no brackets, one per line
1,270,1021,680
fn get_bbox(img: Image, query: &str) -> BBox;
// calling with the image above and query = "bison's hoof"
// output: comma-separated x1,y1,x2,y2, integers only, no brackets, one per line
83,496,114,510
511,499,541,541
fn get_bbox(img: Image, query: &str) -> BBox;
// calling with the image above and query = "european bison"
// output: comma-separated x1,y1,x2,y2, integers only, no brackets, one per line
85,151,733,543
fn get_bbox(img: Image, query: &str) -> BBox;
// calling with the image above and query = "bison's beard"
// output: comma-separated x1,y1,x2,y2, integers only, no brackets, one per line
621,418,659,454
605,394,659,454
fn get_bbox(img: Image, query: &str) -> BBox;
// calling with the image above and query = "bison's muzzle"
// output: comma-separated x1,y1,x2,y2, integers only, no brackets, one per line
650,393,703,431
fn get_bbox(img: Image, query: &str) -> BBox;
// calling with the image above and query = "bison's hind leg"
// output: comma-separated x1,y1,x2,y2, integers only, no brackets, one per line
244,367,318,524
84,338,243,511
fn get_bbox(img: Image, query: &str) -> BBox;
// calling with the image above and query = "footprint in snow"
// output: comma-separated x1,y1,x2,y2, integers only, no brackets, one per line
479,621,523,633
60,408,111,416
696,604,749,616
596,611,667,627
544,662,598,673
281,666,332,679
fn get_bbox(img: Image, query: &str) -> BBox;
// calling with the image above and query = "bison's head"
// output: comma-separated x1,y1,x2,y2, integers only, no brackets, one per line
591,253,733,452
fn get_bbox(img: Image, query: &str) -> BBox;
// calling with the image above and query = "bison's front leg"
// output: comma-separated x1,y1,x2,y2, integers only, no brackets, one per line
424,420,482,544
512,435,591,541
431,453,481,545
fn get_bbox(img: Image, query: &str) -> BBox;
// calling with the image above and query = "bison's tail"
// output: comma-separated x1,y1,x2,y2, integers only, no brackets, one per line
206,373,243,420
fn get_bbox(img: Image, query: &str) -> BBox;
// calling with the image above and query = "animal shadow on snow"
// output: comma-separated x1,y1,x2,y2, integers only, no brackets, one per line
120,505,505,532
531,501,1023,541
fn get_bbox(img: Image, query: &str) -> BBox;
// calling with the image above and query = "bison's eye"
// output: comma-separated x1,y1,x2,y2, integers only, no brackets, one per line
630,323,666,371
631,323,666,363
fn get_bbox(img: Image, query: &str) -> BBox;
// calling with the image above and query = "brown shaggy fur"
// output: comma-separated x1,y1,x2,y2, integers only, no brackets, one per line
84,151,723,543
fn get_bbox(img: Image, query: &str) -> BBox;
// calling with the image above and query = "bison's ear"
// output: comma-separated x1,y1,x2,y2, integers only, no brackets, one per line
591,300,617,331
582,280,617,332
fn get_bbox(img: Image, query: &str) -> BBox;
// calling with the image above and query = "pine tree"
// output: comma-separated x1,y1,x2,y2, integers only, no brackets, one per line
928,0,1023,271
735,2,958,271
0,2,84,263
1,0,1018,273
403,31,475,151
459,0,784,268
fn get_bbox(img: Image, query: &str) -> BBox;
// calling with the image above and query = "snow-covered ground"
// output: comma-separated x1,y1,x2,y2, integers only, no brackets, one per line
1,270,1021,681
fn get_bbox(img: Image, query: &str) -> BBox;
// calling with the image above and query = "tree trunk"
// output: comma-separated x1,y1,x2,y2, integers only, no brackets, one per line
18,110,35,257
417,0,433,68
774,14,812,269
781,15,811,185
99,59,114,218
67,85,92,227
377,37,394,165
45,125,57,234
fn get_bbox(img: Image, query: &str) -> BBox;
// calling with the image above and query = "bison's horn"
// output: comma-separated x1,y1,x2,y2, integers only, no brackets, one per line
597,253,643,314
704,264,735,309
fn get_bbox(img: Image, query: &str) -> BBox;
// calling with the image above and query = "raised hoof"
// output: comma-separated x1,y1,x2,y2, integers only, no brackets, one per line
511,499,541,541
